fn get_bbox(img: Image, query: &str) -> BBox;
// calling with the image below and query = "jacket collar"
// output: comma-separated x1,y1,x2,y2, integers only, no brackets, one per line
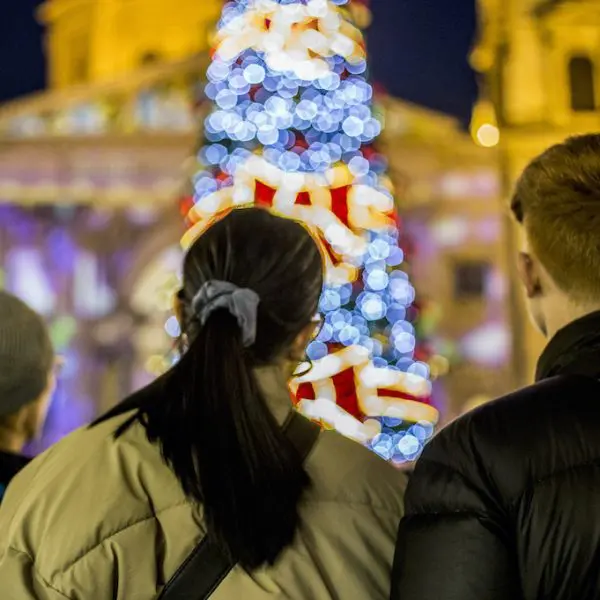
536,310,600,382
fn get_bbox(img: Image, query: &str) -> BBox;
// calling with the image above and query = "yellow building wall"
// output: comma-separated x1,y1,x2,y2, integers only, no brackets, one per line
40,0,222,88
378,98,513,410
41,1,95,88
502,25,547,125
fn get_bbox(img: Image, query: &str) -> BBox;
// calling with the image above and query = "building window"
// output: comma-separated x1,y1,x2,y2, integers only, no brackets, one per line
453,261,489,300
569,56,596,112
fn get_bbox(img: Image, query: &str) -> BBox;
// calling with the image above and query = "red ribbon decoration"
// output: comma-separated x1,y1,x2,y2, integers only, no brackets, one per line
330,185,351,227
332,366,362,418
253,179,351,267
378,387,433,406
293,367,360,420
294,361,434,421
255,180,277,207
296,382,316,401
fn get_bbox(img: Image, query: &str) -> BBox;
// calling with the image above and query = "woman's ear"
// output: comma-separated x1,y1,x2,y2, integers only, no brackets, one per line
288,321,320,362
173,290,185,327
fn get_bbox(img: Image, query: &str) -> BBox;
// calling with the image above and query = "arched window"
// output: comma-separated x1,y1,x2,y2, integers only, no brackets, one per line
569,56,596,112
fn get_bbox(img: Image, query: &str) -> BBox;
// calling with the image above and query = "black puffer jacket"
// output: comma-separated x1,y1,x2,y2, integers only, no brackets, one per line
391,311,600,600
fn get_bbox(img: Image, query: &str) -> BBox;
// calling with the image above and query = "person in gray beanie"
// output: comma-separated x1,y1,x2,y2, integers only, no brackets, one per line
0,291,55,501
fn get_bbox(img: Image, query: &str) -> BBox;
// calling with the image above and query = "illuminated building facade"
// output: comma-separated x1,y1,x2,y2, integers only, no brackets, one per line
380,97,511,419
472,0,600,385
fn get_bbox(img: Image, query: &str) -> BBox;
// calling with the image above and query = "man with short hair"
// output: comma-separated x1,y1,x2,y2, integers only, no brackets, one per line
391,134,600,600
0,291,55,501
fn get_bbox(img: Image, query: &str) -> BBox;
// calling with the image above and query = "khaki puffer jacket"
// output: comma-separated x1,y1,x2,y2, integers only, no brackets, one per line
0,378,406,599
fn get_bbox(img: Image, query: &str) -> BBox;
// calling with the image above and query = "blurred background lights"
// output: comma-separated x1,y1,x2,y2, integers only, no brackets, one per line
386,246,404,266
296,99,319,120
397,433,420,458
365,269,389,291
279,151,301,171
306,340,329,361
389,276,414,304
393,331,416,353
339,324,361,346
431,217,470,248
410,421,434,441
342,115,365,137
316,322,334,342
215,89,238,110
385,303,406,323
371,433,394,461
360,293,387,321
244,63,266,84
461,322,510,366
408,361,430,379
369,239,391,260
320,288,342,312
476,123,500,148
164,316,181,338
203,144,228,165
348,155,370,177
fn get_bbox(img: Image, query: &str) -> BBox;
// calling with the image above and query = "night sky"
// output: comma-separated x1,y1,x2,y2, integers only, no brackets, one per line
0,0,46,104
0,0,478,126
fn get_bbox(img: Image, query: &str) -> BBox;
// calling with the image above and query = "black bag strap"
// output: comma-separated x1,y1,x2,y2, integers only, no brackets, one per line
157,410,321,600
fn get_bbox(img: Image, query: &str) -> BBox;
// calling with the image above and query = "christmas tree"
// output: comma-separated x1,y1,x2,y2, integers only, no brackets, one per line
180,0,438,464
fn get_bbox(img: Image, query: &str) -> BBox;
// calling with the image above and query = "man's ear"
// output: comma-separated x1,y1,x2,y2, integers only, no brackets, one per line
517,252,542,298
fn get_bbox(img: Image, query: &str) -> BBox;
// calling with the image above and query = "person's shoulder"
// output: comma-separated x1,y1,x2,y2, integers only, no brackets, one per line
411,374,600,512
0,412,185,577
434,373,600,459
306,429,407,515
6,411,131,490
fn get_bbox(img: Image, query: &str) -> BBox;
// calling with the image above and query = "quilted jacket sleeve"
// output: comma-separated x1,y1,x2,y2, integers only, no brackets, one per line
390,430,522,600
0,547,72,600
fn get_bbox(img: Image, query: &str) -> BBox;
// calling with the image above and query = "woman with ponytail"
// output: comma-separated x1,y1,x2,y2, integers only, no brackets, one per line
0,208,407,599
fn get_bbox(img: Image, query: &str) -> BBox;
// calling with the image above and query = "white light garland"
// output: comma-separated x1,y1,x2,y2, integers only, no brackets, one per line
183,155,394,285
216,0,365,82
290,344,437,424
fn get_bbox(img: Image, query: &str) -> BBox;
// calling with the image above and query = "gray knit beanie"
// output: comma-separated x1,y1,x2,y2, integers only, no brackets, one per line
0,291,54,418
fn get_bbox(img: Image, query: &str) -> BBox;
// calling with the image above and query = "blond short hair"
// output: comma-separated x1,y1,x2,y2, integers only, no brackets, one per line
511,134,600,302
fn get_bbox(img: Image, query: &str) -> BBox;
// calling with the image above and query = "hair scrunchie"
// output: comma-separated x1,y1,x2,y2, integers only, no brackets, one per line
192,280,260,348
